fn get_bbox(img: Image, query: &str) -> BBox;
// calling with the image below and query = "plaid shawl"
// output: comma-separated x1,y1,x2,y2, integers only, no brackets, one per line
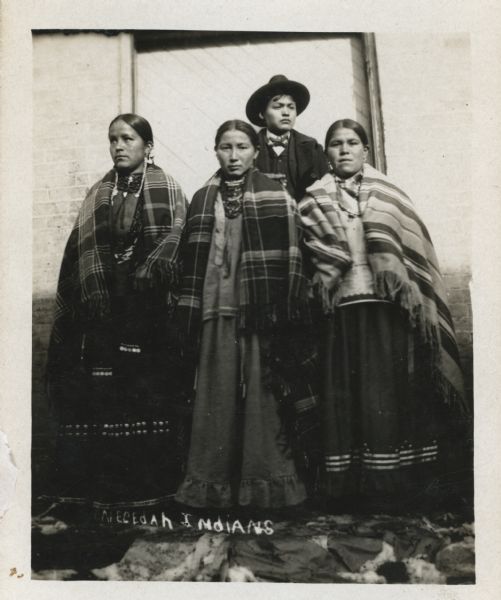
50,165,188,348
176,168,309,339
298,165,466,409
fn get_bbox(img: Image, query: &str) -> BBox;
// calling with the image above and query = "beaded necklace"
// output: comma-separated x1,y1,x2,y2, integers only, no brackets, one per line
220,176,245,218
110,170,146,263
334,171,364,220
111,170,146,201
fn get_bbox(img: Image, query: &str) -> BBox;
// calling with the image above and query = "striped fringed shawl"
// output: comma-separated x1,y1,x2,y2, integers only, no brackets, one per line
176,169,310,339
298,165,466,409
50,165,188,346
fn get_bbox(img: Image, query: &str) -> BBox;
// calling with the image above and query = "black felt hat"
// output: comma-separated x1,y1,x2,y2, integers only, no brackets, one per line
245,74,310,127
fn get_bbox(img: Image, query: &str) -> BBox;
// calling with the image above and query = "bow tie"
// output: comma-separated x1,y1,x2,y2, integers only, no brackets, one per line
267,133,289,147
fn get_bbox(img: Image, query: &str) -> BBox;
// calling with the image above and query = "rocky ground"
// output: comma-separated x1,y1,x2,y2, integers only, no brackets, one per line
31,502,475,584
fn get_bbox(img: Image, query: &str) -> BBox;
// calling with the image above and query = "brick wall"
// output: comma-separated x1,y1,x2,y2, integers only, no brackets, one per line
376,33,473,402
33,32,132,297
32,32,132,490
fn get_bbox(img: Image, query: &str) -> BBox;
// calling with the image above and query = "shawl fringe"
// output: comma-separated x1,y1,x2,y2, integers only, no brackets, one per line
298,168,466,409
143,257,181,288
433,366,469,414
255,306,323,483
310,275,336,314
372,270,440,346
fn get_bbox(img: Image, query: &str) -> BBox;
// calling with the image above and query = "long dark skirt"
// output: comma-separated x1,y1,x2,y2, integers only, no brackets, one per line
175,317,307,509
321,301,453,511
47,292,191,511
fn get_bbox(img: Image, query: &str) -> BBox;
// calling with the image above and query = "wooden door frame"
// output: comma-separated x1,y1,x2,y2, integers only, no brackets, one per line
132,31,387,172
362,33,387,173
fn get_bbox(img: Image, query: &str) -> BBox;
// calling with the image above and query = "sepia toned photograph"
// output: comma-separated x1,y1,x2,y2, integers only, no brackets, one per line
29,29,474,584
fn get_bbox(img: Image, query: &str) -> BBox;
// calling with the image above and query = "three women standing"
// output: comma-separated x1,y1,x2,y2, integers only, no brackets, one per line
46,110,466,516
47,114,189,511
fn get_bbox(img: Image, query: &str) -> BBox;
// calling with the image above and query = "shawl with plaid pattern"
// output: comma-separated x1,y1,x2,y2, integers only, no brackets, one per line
298,165,466,409
49,165,187,349
176,168,309,339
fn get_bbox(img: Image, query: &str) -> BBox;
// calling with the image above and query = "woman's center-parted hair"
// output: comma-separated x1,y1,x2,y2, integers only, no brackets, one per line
214,119,260,149
109,113,154,144
324,118,369,149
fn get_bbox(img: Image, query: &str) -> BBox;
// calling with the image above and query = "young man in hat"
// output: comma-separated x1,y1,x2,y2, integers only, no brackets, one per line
246,74,329,202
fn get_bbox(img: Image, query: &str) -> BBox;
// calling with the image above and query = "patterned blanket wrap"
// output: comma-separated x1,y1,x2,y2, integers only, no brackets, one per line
298,165,466,411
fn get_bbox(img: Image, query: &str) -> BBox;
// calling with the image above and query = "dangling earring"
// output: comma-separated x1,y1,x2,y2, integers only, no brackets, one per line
134,164,147,198
133,155,148,199
146,147,155,165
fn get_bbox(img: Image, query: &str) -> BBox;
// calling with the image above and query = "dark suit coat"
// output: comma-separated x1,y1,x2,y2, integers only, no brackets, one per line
256,128,330,201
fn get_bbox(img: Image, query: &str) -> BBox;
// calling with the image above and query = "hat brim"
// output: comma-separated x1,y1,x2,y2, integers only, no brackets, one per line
245,79,310,127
